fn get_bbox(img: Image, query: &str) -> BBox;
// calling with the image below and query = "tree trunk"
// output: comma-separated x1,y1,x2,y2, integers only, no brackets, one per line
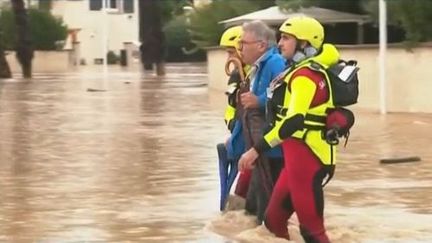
0,44,12,79
0,20,12,78
156,62,165,76
138,0,165,76
11,0,33,78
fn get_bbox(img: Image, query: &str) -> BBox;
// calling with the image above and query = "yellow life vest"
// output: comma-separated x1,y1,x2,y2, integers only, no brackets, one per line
287,62,335,165
268,44,340,165
223,65,251,130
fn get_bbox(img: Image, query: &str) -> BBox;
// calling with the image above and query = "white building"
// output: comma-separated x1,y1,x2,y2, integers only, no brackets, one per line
48,0,139,65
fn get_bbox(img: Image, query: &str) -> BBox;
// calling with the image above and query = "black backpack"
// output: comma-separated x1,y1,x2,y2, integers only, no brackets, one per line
326,60,359,107
311,60,359,146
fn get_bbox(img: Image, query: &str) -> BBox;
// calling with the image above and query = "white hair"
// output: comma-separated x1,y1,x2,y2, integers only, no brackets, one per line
242,20,277,47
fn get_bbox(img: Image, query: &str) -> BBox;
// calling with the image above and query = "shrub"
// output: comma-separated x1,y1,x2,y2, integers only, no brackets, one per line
0,8,68,50
164,15,206,62
107,50,118,64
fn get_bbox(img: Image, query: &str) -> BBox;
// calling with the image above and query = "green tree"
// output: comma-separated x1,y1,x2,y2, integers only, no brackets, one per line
277,0,432,43
38,0,52,11
0,25,12,78
188,0,272,49
0,8,15,49
28,9,68,50
11,0,33,78
363,0,432,44
276,0,365,14
164,15,205,62
0,8,68,50
159,0,191,24
244,0,275,9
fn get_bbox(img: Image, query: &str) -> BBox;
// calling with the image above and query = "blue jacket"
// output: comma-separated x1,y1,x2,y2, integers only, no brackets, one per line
251,46,286,158
251,46,286,112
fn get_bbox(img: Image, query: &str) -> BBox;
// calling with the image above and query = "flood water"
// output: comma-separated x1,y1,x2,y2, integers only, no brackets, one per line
0,63,431,242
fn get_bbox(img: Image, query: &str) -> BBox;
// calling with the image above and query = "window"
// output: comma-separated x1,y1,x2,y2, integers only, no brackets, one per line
123,0,134,13
89,0,134,13
110,0,117,8
89,0,102,11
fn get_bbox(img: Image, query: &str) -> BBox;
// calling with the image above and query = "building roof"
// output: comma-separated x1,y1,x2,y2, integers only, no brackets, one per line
220,6,370,27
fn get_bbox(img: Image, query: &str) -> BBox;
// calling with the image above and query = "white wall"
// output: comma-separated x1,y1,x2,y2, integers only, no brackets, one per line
6,50,73,73
338,44,432,113
50,0,139,64
207,43,432,113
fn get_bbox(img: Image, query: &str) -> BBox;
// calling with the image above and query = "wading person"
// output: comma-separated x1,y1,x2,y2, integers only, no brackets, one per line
239,16,352,242
237,20,285,224
217,25,250,211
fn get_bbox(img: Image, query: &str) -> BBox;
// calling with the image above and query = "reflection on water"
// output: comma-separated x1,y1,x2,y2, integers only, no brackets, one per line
329,110,432,216
0,64,223,242
0,64,431,242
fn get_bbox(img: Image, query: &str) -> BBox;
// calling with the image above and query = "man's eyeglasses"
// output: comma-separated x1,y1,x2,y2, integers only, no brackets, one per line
238,40,262,48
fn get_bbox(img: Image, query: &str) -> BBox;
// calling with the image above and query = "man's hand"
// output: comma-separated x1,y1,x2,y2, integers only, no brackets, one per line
240,91,259,109
239,148,259,171
224,134,231,147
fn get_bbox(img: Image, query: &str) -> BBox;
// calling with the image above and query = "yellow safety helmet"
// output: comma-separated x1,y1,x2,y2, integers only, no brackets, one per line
219,26,243,50
279,16,324,49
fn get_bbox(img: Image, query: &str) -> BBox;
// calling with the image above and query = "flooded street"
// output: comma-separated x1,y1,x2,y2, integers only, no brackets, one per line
0,63,431,242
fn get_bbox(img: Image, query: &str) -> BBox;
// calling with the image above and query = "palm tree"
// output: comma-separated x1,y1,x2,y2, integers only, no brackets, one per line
11,0,33,78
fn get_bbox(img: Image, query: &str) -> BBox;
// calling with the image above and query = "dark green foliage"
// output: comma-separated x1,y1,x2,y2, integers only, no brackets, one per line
164,15,205,62
0,8,68,50
277,0,365,13
363,0,432,44
187,0,273,49
107,50,118,64
277,0,432,43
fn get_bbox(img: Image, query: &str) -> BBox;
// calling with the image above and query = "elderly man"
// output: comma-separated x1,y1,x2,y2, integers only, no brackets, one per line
239,16,345,242
236,20,286,224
